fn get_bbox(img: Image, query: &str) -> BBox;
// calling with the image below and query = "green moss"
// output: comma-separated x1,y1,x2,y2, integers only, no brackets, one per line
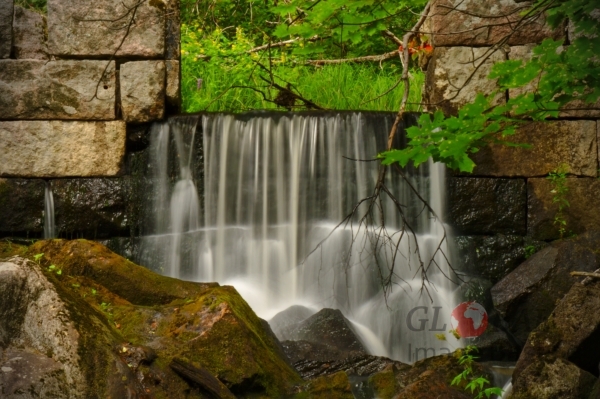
369,369,398,399
16,240,301,398
0,241,28,259
304,371,354,399
28,239,216,306
165,285,301,396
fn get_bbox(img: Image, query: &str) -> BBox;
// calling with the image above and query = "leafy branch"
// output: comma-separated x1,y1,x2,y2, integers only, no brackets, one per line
379,0,600,173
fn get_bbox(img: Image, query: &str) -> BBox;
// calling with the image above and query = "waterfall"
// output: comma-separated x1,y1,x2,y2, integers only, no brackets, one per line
137,112,461,363
43,181,56,239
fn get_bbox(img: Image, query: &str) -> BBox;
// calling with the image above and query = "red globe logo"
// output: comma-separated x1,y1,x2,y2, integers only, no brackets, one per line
450,301,488,338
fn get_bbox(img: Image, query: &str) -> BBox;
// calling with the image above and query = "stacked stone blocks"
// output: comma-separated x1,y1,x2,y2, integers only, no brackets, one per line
0,0,180,177
429,0,600,279
0,0,180,238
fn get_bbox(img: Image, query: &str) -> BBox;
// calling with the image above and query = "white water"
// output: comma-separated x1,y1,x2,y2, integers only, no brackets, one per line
43,181,56,239
137,112,462,363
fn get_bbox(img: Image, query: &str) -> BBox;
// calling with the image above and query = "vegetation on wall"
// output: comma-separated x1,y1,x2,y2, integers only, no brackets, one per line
380,0,600,172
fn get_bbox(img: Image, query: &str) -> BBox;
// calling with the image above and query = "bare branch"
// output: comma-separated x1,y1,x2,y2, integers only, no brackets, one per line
305,50,400,65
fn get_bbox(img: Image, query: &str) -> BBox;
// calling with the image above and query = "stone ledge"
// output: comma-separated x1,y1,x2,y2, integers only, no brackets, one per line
0,121,126,178
470,120,598,177
430,0,563,47
47,0,165,57
528,177,600,240
0,60,116,120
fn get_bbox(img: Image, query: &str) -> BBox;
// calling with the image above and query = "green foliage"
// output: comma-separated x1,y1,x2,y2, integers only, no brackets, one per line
547,163,570,239
47,264,62,275
180,0,425,112
379,0,600,172
33,252,44,264
452,346,503,399
524,245,538,259
270,0,424,57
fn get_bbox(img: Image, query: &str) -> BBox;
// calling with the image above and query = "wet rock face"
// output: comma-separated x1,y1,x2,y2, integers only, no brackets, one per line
448,178,527,235
491,232,600,344
0,60,116,120
47,0,164,57
0,0,13,58
430,0,562,47
287,308,367,354
13,6,48,60
0,179,45,237
455,235,547,284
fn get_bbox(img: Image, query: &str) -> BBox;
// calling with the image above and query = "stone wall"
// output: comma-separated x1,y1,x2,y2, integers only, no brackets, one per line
425,0,600,283
0,0,180,238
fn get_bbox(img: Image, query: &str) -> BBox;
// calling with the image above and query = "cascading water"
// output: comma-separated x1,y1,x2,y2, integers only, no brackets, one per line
136,112,462,363
44,181,56,239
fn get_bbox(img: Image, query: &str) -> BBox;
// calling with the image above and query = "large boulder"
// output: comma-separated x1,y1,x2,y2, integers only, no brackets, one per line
286,308,367,355
0,240,301,398
0,60,116,120
0,121,125,178
283,340,398,379
0,256,131,399
511,278,600,398
51,178,130,239
47,0,164,57
491,232,600,344
429,0,562,47
269,304,316,341
12,6,48,59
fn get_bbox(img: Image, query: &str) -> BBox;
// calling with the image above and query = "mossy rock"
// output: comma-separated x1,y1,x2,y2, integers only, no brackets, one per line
0,240,28,259
28,239,217,305
290,371,354,399
369,366,399,399
8,240,301,398
368,354,493,399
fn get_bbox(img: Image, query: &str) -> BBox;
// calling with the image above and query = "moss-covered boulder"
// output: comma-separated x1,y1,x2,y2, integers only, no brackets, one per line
368,353,494,399
511,278,600,399
0,240,301,398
